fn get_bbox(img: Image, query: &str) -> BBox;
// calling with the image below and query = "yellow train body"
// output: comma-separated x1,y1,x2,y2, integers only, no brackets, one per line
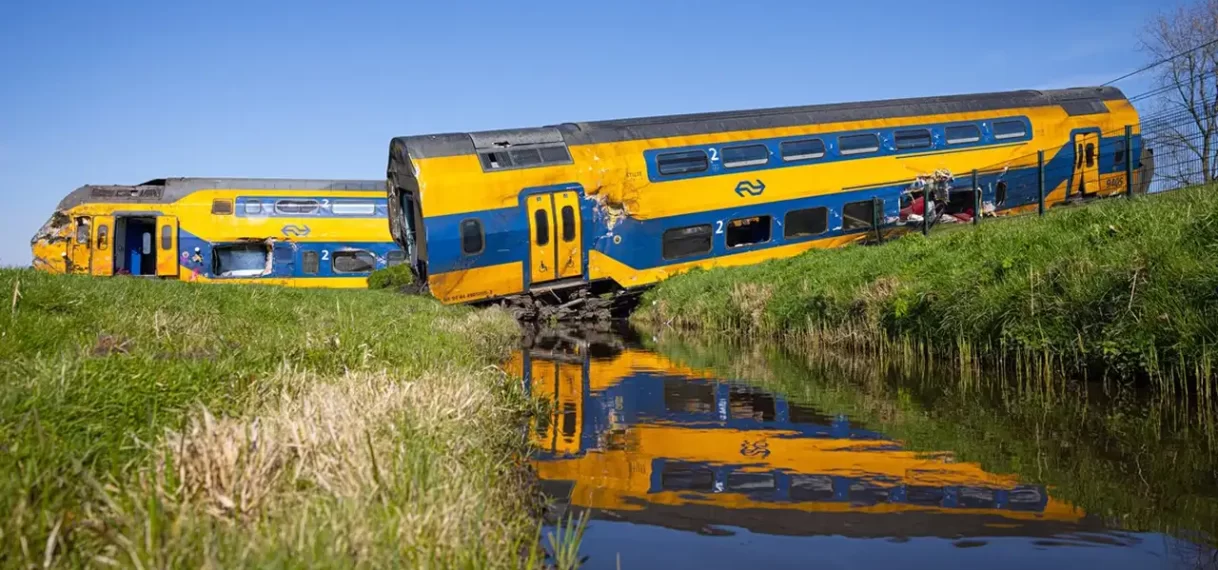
32,177,402,288
388,87,1144,304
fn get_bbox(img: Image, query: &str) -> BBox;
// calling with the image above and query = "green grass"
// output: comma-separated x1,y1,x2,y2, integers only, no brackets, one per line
645,331,1218,547
0,269,551,568
367,263,415,290
635,186,1218,393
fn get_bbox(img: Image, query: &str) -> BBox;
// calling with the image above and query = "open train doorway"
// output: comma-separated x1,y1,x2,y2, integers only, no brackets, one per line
114,216,159,276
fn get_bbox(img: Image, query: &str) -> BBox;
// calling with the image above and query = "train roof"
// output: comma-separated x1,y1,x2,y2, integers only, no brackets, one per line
393,86,1129,160
54,177,383,210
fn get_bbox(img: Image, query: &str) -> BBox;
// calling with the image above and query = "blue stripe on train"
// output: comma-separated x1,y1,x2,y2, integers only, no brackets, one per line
178,227,402,279
422,132,1141,280
233,196,388,218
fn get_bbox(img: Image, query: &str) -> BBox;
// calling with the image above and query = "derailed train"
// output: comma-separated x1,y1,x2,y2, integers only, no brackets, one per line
387,86,1146,304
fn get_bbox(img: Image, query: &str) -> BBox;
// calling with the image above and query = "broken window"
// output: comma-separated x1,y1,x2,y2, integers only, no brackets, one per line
275,199,320,215
784,207,828,238
479,145,570,171
781,138,826,161
662,224,712,260
657,150,709,175
839,134,880,155
511,148,542,167
894,129,932,150
213,243,270,277
332,250,376,274
725,215,771,248
302,251,320,275
461,218,484,254
993,120,1027,140
722,144,769,168
540,146,571,163
386,250,406,266
842,199,879,230
75,219,90,244
945,124,981,144
480,151,513,170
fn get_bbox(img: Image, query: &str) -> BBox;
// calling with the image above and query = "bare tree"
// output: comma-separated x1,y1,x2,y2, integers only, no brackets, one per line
1141,0,1218,188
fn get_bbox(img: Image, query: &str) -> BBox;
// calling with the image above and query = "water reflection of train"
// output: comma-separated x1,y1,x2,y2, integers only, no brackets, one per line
508,334,1098,539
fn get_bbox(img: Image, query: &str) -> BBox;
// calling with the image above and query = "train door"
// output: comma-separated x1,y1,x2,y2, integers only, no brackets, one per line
90,215,115,276
527,355,585,456
67,217,93,274
526,190,583,285
1073,132,1099,197
156,216,179,277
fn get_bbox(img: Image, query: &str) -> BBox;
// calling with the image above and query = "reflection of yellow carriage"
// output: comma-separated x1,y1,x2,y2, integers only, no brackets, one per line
509,346,1093,538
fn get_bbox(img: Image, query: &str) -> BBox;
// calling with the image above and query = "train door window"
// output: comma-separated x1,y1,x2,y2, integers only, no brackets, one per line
332,250,376,274
662,224,712,260
160,224,172,250
75,219,90,244
386,250,406,266
302,251,319,275
725,216,771,248
1114,140,1127,165
244,200,263,215
945,124,981,144
560,206,576,242
96,224,109,250
781,138,826,161
784,207,829,238
211,199,233,215
332,201,376,215
993,120,1027,140
839,134,880,155
894,129,932,150
657,150,709,175
213,243,270,277
460,218,485,254
141,232,152,255
533,210,551,246
842,199,879,230
510,148,542,167
275,199,320,215
996,181,1008,205
722,144,769,168
1085,142,1096,168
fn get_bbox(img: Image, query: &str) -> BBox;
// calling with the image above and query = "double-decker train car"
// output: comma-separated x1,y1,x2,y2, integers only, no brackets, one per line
387,86,1143,305
31,177,404,288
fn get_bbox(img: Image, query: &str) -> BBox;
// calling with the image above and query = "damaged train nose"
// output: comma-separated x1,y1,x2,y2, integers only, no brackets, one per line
29,211,83,274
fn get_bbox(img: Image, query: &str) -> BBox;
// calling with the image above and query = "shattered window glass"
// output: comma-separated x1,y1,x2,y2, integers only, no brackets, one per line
661,224,712,260
302,251,319,275
332,250,376,274
386,250,407,266
784,207,828,238
75,219,90,244
842,200,879,230
213,243,270,277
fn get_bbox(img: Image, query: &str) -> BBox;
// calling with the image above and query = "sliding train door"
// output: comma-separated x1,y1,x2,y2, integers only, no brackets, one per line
526,190,583,286
1073,132,1099,197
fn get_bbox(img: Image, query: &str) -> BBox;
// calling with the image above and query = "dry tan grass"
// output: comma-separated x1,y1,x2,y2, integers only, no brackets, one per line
729,282,773,331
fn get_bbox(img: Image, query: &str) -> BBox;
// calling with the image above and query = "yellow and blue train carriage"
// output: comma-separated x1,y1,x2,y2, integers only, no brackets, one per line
389,86,1142,305
32,177,404,288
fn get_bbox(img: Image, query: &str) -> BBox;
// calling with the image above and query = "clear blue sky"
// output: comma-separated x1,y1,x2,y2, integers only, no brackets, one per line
0,0,1179,266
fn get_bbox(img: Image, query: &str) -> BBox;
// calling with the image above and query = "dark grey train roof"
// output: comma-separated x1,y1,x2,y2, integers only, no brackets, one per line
393,86,1128,159
54,176,384,210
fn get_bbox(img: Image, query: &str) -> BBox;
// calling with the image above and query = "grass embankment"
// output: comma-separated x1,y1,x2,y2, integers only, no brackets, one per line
0,269,542,568
636,186,1218,391
647,333,1218,546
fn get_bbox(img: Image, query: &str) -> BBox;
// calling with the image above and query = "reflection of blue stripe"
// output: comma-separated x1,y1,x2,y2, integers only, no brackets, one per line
233,196,388,218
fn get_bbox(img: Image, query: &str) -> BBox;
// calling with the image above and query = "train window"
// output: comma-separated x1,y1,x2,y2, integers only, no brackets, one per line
96,224,109,250
842,200,879,230
726,216,771,248
945,124,981,144
1085,143,1096,168
480,151,512,170
560,206,576,242
211,199,234,215
332,201,376,215
460,218,485,254
722,144,770,168
993,120,1027,140
1114,140,1127,165
540,146,571,164
213,243,270,277
275,199,320,215
894,129,932,150
244,200,263,215
839,134,880,155
75,219,90,244
781,139,826,161
996,181,1008,204
784,207,829,238
160,224,172,250
662,224,712,260
386,250,407,267
533,210,550,246
510,148,542,167
657,150,709,175
332,250,376,274
142,232,152,255
302,251,319,275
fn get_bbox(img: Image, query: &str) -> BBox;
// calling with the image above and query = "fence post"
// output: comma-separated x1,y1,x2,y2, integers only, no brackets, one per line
972,169,980,226
871,196,882,243
922,185,931,237
1124,125,1134,198
1037,151,1046,217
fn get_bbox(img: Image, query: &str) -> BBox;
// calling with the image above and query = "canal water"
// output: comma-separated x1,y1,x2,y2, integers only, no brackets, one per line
511,327,1218,570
